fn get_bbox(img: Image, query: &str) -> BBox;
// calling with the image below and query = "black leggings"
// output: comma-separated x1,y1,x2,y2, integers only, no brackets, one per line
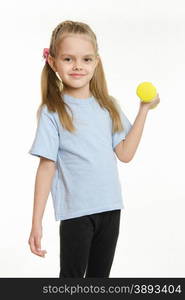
59,209,121,278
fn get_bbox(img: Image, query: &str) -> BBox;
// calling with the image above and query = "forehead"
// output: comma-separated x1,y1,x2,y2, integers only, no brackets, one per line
58,34,95,56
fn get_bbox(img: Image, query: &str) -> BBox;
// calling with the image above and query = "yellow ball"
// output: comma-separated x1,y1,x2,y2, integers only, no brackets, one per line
136,82,157,102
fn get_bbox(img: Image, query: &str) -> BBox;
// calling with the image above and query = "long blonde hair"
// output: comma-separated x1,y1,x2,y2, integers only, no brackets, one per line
38,20,124,134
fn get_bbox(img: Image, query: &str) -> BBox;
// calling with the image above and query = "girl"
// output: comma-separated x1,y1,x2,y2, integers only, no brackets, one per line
28,20,160,278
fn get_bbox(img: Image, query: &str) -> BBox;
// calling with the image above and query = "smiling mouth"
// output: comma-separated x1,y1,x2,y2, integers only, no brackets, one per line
70,74,85,78
70,74,85,76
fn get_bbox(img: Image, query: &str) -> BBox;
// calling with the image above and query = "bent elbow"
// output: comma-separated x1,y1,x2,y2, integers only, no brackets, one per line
121,156,132,163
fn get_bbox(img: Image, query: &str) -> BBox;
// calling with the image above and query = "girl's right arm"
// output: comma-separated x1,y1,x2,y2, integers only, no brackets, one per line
28,157,56,257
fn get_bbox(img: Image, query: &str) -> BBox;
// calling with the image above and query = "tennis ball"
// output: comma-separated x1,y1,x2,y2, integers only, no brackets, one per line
136,82,157,101
136,82,158,109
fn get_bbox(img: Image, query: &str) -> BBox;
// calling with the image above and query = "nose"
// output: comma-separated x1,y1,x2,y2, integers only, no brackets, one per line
72,59,83,70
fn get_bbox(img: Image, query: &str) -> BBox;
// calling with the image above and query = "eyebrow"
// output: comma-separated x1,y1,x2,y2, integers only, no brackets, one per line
60,53,95,57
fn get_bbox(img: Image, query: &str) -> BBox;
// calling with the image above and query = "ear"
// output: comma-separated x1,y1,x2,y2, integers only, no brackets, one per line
47,54,57,72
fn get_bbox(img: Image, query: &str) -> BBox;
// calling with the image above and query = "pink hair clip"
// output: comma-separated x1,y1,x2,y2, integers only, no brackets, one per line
43,48,49,62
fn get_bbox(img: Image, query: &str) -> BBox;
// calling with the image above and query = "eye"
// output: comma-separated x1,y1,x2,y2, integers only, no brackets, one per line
63,57,92,62
84,58,92,61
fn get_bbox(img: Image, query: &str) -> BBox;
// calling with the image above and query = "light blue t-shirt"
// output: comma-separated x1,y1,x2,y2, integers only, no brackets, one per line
28,94,132,221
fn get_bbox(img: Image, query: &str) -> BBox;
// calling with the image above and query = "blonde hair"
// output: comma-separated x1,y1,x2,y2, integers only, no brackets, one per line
38,20,124,134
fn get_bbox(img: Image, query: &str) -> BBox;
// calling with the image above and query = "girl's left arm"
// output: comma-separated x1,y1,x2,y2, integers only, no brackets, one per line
115,94,160,163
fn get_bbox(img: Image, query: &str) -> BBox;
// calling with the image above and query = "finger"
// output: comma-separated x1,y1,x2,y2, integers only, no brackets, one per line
35,238,45,257
29,238,42,256
35,236,41,251
29,237,44,257
35,237,47,257
29,237,39,255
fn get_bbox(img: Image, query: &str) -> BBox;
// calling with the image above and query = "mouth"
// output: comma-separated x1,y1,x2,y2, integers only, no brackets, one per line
70,74,85,77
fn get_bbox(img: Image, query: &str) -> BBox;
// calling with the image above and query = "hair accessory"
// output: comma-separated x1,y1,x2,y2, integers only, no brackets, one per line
43,48,49,62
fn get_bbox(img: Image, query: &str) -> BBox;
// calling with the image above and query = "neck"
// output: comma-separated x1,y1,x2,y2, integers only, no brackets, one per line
63,87,92,99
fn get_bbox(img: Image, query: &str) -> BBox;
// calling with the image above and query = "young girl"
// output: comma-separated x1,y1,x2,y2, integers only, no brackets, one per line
28,20,160,278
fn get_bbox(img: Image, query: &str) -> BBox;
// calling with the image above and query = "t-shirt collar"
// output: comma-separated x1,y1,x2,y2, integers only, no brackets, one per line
62,93,94,105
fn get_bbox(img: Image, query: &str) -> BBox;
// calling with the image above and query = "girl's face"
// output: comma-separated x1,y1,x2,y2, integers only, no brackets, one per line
49,33,99,94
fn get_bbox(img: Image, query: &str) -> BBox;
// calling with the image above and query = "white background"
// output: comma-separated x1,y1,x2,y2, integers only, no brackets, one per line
0,0,185,277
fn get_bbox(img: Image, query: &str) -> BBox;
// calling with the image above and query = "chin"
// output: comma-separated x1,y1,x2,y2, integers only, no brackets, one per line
66,82,89,88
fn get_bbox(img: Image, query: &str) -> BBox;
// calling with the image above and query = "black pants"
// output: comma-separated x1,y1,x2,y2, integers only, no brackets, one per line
59,209,121,278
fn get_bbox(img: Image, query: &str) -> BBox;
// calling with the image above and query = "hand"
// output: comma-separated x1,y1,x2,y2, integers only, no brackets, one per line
28,224,47,258
139,93,160,111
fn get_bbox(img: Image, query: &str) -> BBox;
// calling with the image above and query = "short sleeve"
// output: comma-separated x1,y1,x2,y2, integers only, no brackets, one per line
28,106,59,162
112,108,132,149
